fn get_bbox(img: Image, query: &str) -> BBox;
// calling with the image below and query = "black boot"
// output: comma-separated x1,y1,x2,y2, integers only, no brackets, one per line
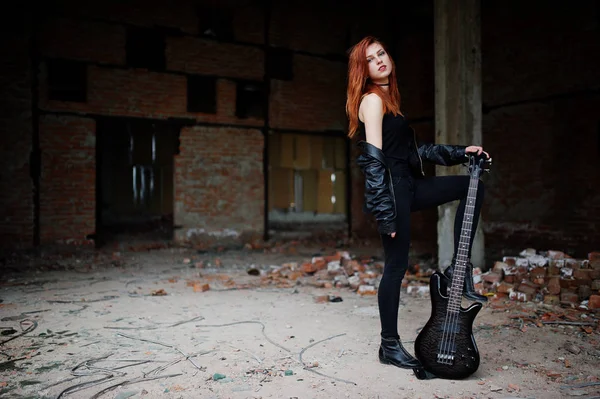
443,258,488,303
379,337,421,369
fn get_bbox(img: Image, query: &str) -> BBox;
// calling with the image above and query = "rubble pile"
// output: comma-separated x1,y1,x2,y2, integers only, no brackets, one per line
256,250,436,299
475,249,600,311
259,251,383,295
191,244,600,313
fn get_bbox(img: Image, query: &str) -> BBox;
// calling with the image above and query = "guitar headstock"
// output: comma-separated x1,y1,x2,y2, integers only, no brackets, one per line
467,153,491,179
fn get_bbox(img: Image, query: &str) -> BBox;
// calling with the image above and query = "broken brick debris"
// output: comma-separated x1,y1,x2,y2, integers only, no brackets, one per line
249,250,435,299
181,244,600,318
475,248,600,311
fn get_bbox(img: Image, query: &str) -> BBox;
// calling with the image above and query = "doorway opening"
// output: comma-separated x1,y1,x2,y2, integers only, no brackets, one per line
267,132,349,238
96,118,179,246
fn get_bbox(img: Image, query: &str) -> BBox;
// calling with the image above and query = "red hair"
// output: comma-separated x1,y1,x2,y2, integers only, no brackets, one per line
345,36,401,139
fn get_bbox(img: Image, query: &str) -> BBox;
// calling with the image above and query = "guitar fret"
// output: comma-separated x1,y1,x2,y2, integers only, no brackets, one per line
440,173,484,314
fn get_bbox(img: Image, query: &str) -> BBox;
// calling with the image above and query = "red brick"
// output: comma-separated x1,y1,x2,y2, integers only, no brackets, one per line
482,272,502,284
173,126,264,244
561,291,579,305
503,257,517,266
548,263,561,276
530,266,547,285
547,277,561,295
39,115,96,244
496,282,514,294
516,281,539,296
573,269,593,280
270,55,347,131
167,36,265,80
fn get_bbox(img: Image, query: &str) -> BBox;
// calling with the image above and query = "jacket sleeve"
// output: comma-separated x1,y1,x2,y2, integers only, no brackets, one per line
417,142,468,167
356,154,397,235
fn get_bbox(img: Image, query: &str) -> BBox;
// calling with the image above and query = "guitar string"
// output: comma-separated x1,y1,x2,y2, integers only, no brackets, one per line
440,158,478,364
444,175,478,363
438,168,474,362
443,160,482,364
438,178,475,363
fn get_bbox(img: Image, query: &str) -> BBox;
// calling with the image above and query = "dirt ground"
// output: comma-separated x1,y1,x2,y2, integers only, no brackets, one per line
0,245,599,399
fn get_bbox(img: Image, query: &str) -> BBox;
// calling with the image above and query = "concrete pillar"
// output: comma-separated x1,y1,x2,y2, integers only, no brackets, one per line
434,0,484,270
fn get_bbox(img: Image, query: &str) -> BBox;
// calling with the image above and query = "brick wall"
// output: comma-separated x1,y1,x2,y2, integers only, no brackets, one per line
270,55,347,131
4,0,598,256
39,115,96,244
0,23,33,249
30,0,351,248
174,126,264,245
482,0,600,259
167,37,264,80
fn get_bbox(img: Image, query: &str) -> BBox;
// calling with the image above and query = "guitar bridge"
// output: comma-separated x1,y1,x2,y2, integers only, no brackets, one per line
437,353,454,365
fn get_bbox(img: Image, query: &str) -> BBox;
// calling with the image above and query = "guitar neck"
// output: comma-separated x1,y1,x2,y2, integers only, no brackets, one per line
447,174,480,311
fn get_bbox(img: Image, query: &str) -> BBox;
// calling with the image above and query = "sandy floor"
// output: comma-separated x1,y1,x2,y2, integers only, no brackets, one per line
0,247,599,399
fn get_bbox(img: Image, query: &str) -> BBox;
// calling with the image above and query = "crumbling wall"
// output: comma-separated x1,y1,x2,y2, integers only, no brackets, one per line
482,1,600,260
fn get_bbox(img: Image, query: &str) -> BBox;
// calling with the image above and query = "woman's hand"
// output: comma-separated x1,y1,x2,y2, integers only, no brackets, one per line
465,145,490,159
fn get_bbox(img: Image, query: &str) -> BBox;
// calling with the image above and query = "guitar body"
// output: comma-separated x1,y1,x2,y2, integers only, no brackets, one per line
414,272,482,379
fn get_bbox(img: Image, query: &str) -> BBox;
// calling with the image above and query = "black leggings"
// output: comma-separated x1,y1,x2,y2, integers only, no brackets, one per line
378,175,485,339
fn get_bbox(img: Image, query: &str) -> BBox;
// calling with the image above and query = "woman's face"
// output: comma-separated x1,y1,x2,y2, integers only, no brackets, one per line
365,42,392,83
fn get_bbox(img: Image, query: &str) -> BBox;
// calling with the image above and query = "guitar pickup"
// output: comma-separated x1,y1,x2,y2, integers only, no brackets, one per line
437,353,455,365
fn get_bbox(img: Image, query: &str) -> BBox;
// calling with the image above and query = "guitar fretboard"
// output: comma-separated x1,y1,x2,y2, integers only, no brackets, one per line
446,173,480,313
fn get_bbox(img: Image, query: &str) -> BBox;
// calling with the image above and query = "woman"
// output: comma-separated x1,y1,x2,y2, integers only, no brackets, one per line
346,36,489,369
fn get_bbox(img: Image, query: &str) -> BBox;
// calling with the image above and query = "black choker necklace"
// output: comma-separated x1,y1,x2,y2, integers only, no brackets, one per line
376,83,390,87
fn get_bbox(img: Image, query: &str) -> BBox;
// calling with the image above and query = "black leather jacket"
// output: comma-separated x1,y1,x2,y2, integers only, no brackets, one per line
356,129,468,235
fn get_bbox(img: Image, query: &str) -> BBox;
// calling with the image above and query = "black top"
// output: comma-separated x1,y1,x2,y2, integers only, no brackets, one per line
359,112,413,177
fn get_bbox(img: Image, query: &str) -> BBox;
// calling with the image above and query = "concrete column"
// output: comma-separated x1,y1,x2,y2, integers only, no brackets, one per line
434,0,484,270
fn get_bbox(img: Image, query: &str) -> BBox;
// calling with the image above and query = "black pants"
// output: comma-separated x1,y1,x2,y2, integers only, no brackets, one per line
378,175,485,339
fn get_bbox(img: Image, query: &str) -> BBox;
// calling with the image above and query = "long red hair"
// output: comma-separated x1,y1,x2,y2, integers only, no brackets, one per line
345,36,401,139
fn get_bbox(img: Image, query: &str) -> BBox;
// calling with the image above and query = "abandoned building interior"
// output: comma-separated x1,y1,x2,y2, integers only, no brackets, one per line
1,0,599,267
1,1,600,398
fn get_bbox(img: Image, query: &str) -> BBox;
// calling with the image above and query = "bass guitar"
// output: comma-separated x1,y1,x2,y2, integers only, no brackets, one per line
414,152,491,379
